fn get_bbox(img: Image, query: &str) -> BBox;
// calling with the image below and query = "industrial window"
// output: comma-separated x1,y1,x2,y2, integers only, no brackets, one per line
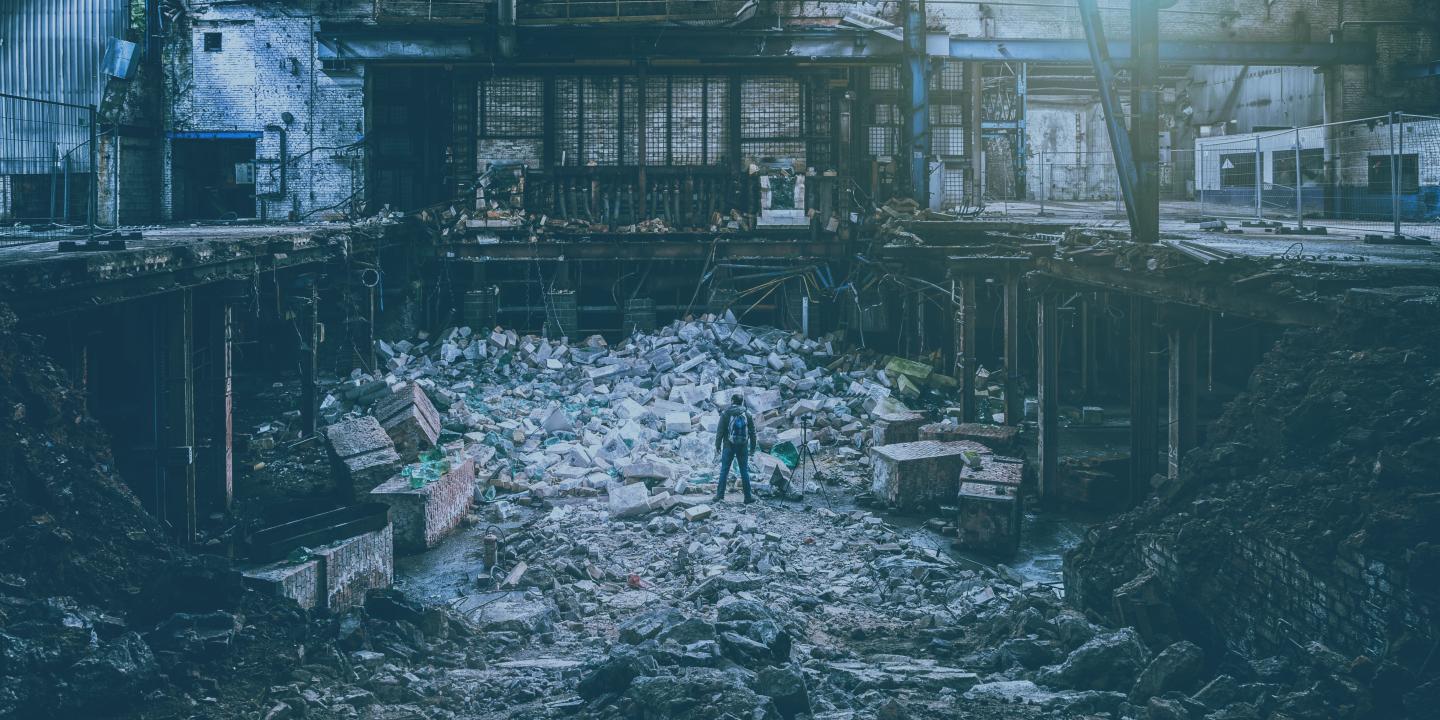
1272,148,1324,189
868,103,898,157
1218,153,1256,188
643,75,728,166
869,66,899,91
1368,154,1419,193
931,104,965,157
807,79,836,170
740,77,805,163
203,32,222,52
582,76,621,166
932,61,965,91
480,76,543,138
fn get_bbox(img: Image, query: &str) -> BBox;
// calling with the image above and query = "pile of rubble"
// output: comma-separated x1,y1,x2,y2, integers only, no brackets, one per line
1068,291,1440,719
324,314,960,509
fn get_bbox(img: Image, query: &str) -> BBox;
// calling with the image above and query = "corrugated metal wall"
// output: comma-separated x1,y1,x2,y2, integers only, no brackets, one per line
0,0,130,174
1187,65,1326,134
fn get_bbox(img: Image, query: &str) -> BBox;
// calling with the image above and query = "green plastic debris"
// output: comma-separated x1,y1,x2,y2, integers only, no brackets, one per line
962,450,984,468
770,441,800,469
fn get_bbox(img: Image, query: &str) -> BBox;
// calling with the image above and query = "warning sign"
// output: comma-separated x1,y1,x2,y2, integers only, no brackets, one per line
1221,158,1235,170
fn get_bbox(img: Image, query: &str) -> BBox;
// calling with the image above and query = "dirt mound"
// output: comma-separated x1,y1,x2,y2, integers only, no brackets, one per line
0,305,179,614
1067,289,1440,719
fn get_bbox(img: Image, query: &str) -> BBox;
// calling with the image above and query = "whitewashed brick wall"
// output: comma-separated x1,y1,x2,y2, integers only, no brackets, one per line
163,5,366,220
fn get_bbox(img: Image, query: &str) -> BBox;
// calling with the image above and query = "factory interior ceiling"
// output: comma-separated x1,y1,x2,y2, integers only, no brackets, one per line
0,1,1439,719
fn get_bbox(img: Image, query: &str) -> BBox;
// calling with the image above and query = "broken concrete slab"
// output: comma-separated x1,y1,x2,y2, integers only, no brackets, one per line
372,383,441,457
870,440,990,512
310,523,394,611
608,482,653,519
871,410,927,446
919,421,1022,455
325,415,403,498
369,458,476,553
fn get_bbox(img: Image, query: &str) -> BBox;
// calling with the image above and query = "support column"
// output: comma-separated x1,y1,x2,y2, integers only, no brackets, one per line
1036,291,1059,502
204,295,234,514
954,276,978,422
1128,296,1159,502
1130,0,1160,242
900,0,929,204
1079,296,1094,401
1003,274,1023,425
1167,313,1199,482
299,278,319,438
161,290,197,545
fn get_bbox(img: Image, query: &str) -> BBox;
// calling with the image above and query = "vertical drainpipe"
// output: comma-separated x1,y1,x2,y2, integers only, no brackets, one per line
901,0,929,205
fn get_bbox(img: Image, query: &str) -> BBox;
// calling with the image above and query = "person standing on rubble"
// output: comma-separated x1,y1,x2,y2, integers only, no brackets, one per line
714,394,758,504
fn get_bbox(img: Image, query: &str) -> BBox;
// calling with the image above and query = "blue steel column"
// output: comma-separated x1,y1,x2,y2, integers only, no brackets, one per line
1130,0,1161,243
901,0,929,204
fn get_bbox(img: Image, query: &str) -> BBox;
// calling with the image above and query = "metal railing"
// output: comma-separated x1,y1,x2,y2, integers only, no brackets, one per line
0,92,100,245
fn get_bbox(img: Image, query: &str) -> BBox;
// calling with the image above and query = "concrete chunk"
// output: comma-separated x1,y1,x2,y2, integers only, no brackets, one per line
325,415,403,498
369,459,476,553
870,440,989,512
609,482,652,519
372,383,441,457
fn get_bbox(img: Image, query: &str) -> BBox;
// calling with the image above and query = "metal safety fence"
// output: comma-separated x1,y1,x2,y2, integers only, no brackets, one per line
1016,112,1440,242
1193,113,1439,240
0,92,100,245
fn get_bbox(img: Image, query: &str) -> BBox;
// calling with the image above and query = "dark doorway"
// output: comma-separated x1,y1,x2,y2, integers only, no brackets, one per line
172,139,256,220
367,67,452,212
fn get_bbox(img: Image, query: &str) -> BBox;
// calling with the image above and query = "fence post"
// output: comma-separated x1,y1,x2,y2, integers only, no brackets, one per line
1294,127,1303,229
49,145,59,223
1393,111,1403,238
1253,136,1262,220
1197,146,1204,215
1039,150,1046,215
88,107,97,237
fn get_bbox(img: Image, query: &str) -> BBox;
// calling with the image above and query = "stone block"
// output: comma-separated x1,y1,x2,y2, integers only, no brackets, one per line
311,523,394,611
869,440,988,512
609,482,652,519
955,458,1025,556
871,410,927,445
369,458,476,553
241,558,321,610
664,411,692,434
326,415,403,498
372,383,441,458
918,422,1022,455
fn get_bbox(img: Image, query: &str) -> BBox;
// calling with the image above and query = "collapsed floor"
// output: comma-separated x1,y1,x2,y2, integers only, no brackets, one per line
1,284,1438,719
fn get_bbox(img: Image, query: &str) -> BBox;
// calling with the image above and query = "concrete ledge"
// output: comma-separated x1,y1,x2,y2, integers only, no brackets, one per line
919,422,1022,455
241,558,321,610
369,458,475,553
312,523,394,611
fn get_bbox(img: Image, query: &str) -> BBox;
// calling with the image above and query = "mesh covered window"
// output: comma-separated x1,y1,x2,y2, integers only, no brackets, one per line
480,76,543,137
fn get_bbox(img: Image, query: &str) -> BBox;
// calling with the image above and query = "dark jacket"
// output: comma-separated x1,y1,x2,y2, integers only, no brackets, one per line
716,405,758,453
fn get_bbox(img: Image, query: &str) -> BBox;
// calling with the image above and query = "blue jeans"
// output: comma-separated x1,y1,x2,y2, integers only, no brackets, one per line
716,443,753,499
